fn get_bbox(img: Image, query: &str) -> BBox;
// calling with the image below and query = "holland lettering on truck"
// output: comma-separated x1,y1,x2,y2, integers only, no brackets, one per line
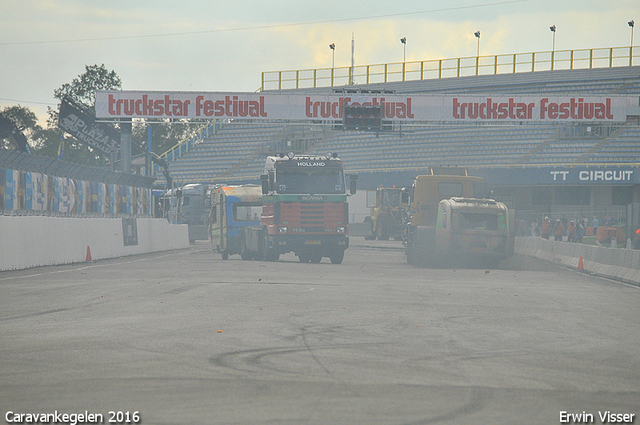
297,162,325,167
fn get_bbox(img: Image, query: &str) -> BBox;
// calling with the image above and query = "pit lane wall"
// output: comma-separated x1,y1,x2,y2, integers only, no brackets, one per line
515,237,640,285
0,216,189,271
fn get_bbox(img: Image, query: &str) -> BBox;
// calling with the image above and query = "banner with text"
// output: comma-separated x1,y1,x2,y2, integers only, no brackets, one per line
96,91,630,123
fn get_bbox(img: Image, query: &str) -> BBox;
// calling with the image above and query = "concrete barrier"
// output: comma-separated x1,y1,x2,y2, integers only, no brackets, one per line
515,236,640,286
0,216,190,271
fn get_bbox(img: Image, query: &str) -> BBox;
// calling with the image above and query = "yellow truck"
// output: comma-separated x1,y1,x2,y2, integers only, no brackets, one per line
363,187,409,240
404,168,515,267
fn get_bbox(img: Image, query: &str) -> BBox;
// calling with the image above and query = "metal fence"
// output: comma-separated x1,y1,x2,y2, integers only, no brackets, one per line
0,150,155,188
262,45,639,91
1,149,155,217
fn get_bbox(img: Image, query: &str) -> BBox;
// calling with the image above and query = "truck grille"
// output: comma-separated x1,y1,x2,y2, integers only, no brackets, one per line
279,202,345,232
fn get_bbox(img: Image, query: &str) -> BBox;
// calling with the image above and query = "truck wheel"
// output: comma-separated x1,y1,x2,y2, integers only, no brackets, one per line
310,252,322,263
298,252,310,263
483,257,500,269
240,238,251,260
221,251,229,260
377,222,389,241
406,248,416,265
363,217,375,240
262,240,279,262
329,250,344,264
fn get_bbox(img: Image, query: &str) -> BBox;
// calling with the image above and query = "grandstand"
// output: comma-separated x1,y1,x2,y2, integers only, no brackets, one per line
157,64,640,187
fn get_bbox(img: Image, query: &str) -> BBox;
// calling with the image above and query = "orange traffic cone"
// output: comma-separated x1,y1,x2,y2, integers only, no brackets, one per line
577,255,584,272
85,246,93,262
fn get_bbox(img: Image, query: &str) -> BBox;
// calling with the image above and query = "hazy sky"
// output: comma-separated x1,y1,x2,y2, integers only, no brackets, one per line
1,0,637,124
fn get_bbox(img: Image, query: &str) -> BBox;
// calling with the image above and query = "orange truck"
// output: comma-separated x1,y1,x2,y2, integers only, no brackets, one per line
239,153,357,264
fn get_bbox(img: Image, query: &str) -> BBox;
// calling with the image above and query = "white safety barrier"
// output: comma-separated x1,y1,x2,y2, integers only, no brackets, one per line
515,237,640,285
0,216,190,271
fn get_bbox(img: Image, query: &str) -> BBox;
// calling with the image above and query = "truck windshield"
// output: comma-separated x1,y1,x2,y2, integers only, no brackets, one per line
455,212,500,231
234,203,262,222
382,190,401,206
276,168,345,195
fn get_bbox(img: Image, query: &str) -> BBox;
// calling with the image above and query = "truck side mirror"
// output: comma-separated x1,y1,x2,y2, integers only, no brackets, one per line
349,174,358,195
260,174,269,195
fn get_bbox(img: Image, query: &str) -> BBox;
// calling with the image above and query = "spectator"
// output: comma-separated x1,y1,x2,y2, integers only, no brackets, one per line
518,219,526,236
554,219,565,241
592,216,599,237
575,219,585,243
531,221,539,237
567,220,576,243
541,217,552,239
633,229,640,250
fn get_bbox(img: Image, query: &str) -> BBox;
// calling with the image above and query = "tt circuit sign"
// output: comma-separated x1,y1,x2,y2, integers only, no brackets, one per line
95,91,631,123
473,167,640,186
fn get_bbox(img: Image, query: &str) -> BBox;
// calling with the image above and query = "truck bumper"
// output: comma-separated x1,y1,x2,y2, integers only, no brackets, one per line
268,234,349,255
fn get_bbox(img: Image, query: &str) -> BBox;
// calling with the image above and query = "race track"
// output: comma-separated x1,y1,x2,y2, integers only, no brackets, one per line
1,238,638,425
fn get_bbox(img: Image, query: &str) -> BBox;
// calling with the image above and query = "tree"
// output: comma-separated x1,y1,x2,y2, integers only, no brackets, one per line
132,120,199,158
38,64,122,166
0,105,40,150
48,64,122,126
3,65,195,168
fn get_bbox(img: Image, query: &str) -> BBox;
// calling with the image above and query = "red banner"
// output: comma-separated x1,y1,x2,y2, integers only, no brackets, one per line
95,91,630,122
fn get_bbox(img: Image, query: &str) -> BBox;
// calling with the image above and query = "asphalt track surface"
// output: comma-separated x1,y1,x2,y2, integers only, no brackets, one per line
1,238,639,425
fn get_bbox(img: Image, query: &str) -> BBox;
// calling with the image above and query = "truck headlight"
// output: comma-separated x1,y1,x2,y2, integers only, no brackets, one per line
336,226,346,234
278,226,288,233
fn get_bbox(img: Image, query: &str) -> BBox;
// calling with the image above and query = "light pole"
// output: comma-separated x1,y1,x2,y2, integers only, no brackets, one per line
550,25,556,70
474,31,481,75
400,37,407,81
329,43,335,86
629,20,635,66
329,43,335,68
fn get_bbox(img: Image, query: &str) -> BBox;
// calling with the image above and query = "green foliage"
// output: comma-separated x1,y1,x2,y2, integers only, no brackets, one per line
3,63,196,168
0,105,40,150
47,64,122,129
132,121,199,157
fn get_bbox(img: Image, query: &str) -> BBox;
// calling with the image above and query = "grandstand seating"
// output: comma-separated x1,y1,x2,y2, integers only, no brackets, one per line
155,66,640,186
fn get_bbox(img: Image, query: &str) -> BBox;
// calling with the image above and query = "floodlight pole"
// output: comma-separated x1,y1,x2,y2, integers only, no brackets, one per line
630,20,635,66
550,25,556,70
329,43,336,86
474,31,481,75
400,37,407,81
350,33,355,85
